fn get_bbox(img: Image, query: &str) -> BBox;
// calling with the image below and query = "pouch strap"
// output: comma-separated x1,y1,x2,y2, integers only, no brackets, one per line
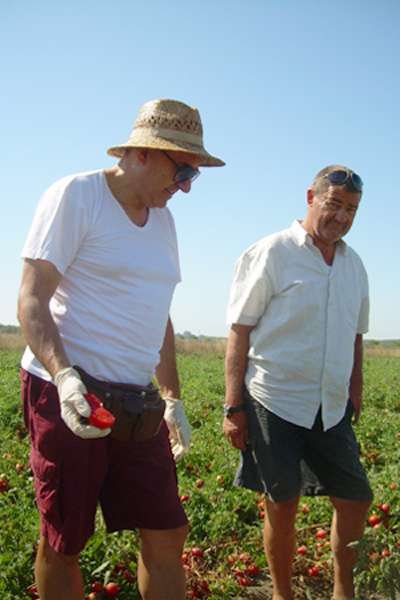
73,365,159,407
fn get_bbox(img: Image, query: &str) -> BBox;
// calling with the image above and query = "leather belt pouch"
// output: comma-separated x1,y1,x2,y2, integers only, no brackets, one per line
74,366,166,442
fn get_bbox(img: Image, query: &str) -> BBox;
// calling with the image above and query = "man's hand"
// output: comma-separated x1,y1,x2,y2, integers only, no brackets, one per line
164,398,191,461
223,411,248,450
54,367,111,439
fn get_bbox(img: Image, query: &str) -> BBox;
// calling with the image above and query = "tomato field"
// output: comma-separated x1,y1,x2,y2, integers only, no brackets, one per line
0,349,399,599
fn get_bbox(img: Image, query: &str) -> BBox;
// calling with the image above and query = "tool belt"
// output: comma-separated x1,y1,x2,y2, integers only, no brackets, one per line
74,366,166,442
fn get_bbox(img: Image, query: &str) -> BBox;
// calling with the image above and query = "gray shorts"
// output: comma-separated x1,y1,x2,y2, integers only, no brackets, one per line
235,391,373,503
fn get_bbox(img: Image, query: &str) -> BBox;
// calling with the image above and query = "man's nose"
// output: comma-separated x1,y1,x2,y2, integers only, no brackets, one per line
178,179,192,194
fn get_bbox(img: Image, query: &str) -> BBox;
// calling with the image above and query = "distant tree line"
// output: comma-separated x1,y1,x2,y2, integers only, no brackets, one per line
0,324,20,334
176,331,226,342
0,324,397,346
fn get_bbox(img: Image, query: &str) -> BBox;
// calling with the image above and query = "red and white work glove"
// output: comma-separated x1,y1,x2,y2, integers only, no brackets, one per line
163,398,191,461
54,367,111,439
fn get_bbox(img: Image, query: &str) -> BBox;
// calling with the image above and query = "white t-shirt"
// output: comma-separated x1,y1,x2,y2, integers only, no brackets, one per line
21,170,181,385
227,220,369,431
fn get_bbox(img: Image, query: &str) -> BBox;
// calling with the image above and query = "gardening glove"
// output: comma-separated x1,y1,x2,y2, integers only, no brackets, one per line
54,367,111,439
163,397,191,461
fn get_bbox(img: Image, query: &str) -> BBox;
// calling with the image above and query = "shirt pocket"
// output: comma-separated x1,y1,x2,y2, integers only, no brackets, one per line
272,279,321,336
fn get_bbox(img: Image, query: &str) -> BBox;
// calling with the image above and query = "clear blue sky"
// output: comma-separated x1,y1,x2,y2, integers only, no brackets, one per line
1,1,399,339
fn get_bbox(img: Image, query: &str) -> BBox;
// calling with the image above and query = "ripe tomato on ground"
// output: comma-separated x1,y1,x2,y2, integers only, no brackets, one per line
104,582,120,597
191,547,204,559
315,529,327,540
91,581,103,592
368,514,381,527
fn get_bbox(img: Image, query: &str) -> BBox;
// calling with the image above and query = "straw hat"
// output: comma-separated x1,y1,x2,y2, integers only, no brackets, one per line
107,99,225,167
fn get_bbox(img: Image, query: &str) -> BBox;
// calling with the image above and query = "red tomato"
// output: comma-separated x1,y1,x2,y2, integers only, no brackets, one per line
308,566,320,577
85,393,115,429
198,579,210,592
104,582,120,597
368,514,381,527
238,576,253,586
315,529,327,540
26,584,38,598
91,581,103,592
0,475,9,493
245,564,261,576
296,545,308,555
123,569,135,582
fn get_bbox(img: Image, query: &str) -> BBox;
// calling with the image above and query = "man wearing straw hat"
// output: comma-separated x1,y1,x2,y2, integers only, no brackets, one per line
18,99,224,600
224,165,372,600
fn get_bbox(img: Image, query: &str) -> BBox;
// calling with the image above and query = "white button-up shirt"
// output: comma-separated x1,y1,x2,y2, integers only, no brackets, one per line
227,220,369,431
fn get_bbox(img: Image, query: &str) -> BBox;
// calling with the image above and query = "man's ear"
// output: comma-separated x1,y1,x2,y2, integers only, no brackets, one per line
306,188,315,207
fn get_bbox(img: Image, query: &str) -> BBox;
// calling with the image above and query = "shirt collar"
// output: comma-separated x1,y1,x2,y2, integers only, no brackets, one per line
290,220,348,255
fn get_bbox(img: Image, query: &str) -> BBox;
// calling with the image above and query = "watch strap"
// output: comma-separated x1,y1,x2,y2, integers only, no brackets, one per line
223,403,246,417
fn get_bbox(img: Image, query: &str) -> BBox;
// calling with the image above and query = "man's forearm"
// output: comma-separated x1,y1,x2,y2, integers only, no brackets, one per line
155,318,180,398
350,334,363,391
225,324,253,406
349,334,363,418
18,294,69,378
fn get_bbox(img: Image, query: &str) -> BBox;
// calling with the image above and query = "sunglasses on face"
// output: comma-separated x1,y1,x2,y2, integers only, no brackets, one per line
162,151,200,189
324,170,363,193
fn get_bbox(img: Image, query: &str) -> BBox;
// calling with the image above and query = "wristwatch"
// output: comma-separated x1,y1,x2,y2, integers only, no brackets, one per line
223,404,246,417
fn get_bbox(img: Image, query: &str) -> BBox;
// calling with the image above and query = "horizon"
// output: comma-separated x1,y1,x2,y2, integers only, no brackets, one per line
1,322,399,344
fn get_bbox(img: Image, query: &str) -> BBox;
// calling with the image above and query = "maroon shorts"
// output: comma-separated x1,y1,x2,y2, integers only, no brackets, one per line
21,369,188,555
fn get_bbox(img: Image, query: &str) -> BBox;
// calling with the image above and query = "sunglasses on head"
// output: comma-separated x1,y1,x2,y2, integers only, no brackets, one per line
324,170,363,193
162,151,200,189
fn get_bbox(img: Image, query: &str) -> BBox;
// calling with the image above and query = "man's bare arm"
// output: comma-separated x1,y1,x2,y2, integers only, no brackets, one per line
17,258,69,378
155,317,180,399
349,333,363,422
223,323,254,450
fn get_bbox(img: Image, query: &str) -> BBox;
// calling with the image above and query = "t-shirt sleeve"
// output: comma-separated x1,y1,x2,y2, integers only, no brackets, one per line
226,247,273,326
21,177,92,275
357,269,369,334
164,208,181,283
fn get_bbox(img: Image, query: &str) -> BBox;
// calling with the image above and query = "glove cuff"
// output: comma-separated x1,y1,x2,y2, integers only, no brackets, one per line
54,366,80,387
164,397,181,405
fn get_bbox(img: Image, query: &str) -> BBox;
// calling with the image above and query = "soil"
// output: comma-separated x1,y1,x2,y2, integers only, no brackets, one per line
233,574,399,599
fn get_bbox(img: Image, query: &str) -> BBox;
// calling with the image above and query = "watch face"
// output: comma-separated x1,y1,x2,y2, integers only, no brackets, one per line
224,405,244,417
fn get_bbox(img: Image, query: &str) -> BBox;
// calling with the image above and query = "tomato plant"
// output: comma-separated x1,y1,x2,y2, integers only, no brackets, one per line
0,350,400,598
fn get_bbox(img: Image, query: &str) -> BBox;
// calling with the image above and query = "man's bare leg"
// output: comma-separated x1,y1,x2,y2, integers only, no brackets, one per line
330,497,371,600
263,496,299,600
35,535,84,600
137,525,188,600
